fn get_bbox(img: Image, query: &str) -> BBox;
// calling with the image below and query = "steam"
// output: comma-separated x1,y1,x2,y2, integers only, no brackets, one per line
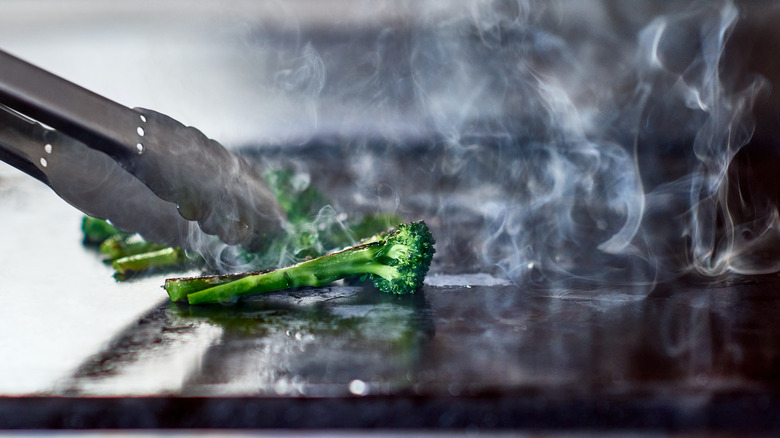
273,42,326,144
226,1,779,290
399,0,773,288
633,4,768,278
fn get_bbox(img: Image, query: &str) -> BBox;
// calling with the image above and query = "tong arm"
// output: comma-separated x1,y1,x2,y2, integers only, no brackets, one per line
0,49,286,250
0,49,141,160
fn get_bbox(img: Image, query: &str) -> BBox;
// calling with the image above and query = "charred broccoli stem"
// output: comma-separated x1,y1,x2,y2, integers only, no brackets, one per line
112,247,189,277
165,271,255,302
167,221,436,305
81,217,192,277
99,234,168,260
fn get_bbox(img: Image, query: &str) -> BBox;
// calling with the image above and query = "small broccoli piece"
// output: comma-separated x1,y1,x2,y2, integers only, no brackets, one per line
112,247,188,277
263,167,330,225
168,221,435,305
82,216,129,245
99,234,168,260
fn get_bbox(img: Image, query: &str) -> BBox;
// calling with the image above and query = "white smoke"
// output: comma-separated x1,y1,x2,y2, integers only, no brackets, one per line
233,0,777,291
395,0,771,289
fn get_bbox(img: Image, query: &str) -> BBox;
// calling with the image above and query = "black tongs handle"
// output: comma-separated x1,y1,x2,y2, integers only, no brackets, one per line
0,49,286,250
0,49,140,160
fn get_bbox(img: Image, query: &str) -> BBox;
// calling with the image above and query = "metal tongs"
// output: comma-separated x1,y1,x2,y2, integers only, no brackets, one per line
0,49,285,251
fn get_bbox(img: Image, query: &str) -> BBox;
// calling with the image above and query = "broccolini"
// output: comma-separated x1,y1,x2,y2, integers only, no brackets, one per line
166,221,436,305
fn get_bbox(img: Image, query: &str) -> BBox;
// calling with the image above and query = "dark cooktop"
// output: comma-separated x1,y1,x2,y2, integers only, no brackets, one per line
1,146,779,433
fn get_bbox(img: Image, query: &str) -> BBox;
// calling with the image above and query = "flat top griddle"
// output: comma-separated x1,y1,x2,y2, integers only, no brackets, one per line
2,155,780,433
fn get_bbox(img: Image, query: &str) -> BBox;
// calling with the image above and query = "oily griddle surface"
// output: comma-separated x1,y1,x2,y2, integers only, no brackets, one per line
2,149,780,432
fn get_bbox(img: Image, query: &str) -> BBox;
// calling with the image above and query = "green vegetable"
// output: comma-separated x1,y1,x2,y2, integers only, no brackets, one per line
99,234,168,260
167,221,436,305
81,166,409,280
81,216,128,245
263,167,330,225
80,217,191,277
112,247,188,277
165,271,255,302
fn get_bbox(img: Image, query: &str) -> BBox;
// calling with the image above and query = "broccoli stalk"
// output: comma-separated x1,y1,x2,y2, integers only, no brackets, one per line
165,272,255,302
112,247,189,277
99,234,168,260
167,221,435,305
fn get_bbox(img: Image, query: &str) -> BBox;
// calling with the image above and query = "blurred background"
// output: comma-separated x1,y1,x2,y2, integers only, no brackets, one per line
1,1,780,432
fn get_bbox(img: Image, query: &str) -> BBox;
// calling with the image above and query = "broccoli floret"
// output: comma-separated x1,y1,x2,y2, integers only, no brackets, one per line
167,221,436,305
263,167,330,225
